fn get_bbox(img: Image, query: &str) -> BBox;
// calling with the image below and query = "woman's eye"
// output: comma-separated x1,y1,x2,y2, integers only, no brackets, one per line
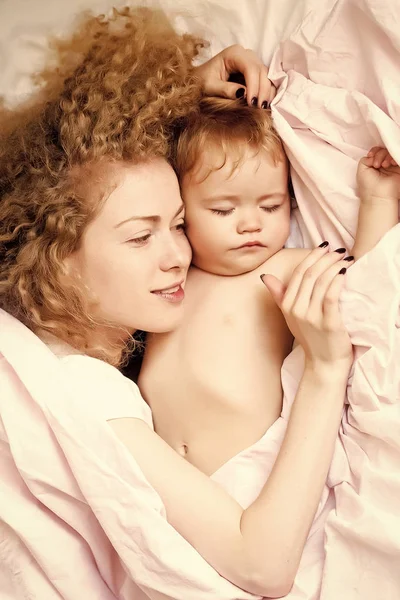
174,222,186,233
129,233,151,246
211,208,234,216
261,205,280,213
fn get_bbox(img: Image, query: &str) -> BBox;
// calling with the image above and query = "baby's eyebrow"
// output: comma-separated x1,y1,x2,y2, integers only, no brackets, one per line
201,194,239,203
257,193,287,201
202,192,286,204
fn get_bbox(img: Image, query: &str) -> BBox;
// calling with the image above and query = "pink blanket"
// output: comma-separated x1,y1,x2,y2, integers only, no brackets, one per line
1,1,399,598
269,0,400,250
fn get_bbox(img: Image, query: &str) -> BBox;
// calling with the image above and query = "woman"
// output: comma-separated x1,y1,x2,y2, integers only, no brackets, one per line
0,7,352,599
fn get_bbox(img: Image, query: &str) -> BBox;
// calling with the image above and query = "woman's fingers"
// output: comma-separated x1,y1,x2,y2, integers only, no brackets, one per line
241,61,273,107
290,249,349,318
322,267,347,331
262,244,351,327
260,274,287,308
282,244,346,309
281,245,328,308
256,64,276,108
308,258,353,321
221,46,263,105
222,46,275,107
197,44,277,108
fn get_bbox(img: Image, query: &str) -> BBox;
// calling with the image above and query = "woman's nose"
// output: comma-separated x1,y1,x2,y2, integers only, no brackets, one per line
159,234,191,272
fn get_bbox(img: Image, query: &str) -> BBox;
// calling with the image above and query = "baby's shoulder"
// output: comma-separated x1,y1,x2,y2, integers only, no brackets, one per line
254,248,311,283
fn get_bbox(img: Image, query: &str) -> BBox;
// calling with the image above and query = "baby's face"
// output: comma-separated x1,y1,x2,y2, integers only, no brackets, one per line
181,146,291,276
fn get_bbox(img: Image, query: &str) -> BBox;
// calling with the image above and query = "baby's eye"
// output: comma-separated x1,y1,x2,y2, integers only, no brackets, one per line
211,208,234,216
261,205,280,213
129,233,151,246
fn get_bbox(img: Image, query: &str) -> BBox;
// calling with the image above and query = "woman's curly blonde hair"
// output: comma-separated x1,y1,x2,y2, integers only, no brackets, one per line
0,6,205,366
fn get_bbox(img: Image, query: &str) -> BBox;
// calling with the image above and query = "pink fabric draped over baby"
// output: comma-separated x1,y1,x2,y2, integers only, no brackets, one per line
0,0,399,598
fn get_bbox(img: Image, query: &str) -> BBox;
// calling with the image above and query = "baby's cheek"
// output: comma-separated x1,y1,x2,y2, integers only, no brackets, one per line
186,221,212,247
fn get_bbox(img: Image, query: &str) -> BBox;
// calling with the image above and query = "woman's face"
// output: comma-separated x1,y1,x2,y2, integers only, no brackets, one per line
68,159,192,334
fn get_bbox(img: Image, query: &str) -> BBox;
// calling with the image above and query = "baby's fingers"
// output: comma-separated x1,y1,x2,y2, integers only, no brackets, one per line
366,146,396,169
373,147,389,168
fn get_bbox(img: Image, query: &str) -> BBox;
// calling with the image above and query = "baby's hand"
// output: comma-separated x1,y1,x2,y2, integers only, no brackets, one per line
357,147,400,205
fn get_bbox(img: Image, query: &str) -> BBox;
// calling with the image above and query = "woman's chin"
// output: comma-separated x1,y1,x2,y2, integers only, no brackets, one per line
136,306,185,335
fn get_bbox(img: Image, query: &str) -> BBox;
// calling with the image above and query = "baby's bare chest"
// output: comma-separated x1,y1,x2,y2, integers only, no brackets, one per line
140,278,292,474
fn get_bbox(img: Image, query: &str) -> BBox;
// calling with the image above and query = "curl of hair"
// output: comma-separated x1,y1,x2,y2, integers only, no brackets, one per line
0,6,206,366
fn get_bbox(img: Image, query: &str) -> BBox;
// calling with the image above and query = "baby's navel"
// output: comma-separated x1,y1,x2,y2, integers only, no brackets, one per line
177,443,188,457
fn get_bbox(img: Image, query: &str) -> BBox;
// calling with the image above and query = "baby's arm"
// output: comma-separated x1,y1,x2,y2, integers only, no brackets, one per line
353,147,400,260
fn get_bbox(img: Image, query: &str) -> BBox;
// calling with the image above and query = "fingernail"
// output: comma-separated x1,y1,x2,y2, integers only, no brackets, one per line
251,96,258,106
260,274,266,282
335,247,346,254
319,241,329,248
343,255,354,262
261,100,269,109
339,267,347,275
235,87,245,99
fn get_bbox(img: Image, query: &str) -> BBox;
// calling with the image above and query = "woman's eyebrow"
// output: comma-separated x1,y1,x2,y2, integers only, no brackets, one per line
115,204,184,229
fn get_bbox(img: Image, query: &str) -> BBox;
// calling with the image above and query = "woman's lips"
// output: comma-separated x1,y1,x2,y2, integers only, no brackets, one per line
151,281,185,303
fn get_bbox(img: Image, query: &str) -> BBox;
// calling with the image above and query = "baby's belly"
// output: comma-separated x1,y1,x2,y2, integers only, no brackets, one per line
150,377,283,476
181,414,279,476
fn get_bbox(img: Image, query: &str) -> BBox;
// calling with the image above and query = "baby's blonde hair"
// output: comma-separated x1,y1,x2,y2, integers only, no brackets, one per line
173,97,285,181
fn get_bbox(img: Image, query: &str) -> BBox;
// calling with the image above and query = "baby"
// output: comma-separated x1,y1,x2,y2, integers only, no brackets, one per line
139,98,399,475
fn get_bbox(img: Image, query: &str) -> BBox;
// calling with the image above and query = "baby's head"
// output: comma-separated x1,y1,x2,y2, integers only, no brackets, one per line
174,98,291,276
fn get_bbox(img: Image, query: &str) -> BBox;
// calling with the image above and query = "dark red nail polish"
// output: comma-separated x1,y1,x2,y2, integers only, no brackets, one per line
319,241,329,248
335,247,346,253
339,267,347,275
260,274,266,282
261,100,269,109
251,97,258,106
235,87,245,99
344,255,354,262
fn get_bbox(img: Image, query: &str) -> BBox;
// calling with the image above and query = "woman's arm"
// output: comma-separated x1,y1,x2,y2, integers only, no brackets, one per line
353,147,400,260
111,364,346,597
110,246,352,598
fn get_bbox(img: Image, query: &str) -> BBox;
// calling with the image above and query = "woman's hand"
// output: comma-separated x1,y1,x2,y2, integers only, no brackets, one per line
357,146,400,204
194,44,276,108
261,245,354,370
